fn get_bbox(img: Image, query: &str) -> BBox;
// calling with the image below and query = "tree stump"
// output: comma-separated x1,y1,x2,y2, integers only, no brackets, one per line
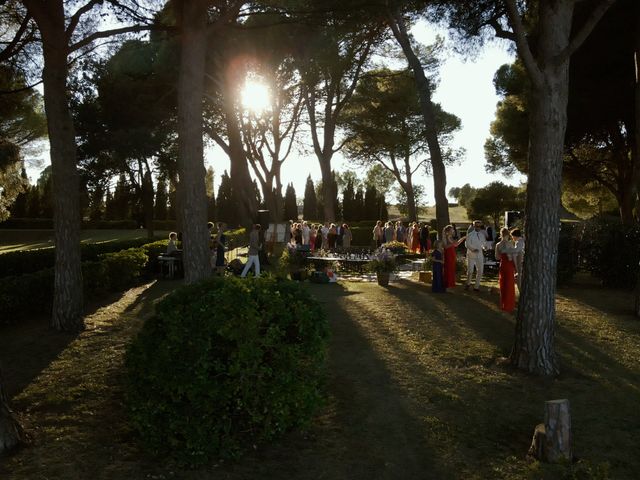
528,399,572,463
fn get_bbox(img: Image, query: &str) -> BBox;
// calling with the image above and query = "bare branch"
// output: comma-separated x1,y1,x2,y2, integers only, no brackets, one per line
69,25,156,52
66,0,103,39
0,11,33,62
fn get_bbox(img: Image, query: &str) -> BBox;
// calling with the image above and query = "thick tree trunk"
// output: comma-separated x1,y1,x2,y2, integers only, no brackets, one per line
177,0,211,283
388,11,450,231
634,7,640,315
39,4,84,332
510,2,574,376
0,368,24,454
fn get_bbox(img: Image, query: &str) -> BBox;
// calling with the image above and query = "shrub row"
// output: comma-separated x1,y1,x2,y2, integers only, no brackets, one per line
0,237,163,278
125,275,329,466
575,218,640,288
0,245,154,323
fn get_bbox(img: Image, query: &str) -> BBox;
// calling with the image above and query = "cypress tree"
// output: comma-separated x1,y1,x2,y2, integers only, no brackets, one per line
88,184,105,221
342,178,355,221
303,175,318,221
354,187,365,221
284,182,298,221
155,177,169,221
216,170,234,225
10,167,29,218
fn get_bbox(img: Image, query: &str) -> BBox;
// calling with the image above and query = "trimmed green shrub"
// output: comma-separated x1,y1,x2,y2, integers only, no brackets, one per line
125,276,329,465
99,248,149,291
350,226,375,247
0,237,161,278
0,246,149,323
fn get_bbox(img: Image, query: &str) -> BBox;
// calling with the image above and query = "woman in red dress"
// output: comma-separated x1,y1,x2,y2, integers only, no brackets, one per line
495,227,518,312
442,225,467,288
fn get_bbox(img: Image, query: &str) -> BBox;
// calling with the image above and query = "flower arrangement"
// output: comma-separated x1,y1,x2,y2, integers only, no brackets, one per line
367,248,397,274
381,240,408,254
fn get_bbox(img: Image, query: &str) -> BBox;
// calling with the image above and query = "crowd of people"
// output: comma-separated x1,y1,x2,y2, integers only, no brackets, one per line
166,217,526,312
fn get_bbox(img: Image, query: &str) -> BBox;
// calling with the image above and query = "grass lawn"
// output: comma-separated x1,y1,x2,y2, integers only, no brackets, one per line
0,229,169,253
1,273,638,479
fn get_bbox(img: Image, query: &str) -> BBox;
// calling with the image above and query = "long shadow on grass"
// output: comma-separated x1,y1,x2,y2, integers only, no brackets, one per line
0,288,139,400
389,279,640,477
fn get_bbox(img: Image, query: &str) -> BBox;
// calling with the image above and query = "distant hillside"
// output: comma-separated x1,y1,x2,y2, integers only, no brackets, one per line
387,205,470,224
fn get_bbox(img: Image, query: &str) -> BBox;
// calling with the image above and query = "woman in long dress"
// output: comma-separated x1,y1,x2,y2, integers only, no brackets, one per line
431,240,446,293
342,223,352,249
495,227,518,312
442,225,466,288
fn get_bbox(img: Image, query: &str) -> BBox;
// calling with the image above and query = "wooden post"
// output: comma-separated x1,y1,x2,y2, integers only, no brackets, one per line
528,399,572,463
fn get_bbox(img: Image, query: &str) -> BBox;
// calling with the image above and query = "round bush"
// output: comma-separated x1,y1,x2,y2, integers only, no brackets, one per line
125,275,329,465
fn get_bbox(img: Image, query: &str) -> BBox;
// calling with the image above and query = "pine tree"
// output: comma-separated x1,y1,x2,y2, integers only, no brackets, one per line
378,192,388,221
154,177,168,221
331,171,341,220
303,175,318,221
284,182,298,221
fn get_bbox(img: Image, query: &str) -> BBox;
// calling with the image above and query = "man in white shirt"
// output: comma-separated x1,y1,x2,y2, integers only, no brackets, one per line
241,224,262,278
465,220,487,291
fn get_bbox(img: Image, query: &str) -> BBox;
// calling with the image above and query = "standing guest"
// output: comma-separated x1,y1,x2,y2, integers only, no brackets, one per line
315,224,323,251
510,228,525,291
241,224,261,278
309,224,317,251
410,222,421,253
443,225,467,288
321,222,330,250
302,221,311,246
336,223,344,249
419,223,430,254
396,221,406,243
495,227,518,312
215,222,227,274
342,223,352,249
384,222,395,243
431,240,446,293
465,220,487,291
373,220,384,248
486,225,494,242
294,222,303,245
327,223,338,249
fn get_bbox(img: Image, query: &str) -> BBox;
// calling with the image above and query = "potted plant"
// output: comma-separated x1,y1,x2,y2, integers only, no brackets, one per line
367,249,397,286
280,244,310,281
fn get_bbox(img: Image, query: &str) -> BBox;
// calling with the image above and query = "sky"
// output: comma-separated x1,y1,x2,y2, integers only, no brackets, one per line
26,19,526,205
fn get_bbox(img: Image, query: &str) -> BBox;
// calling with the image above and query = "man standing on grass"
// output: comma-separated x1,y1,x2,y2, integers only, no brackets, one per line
241,224,261,278
465,220,486,292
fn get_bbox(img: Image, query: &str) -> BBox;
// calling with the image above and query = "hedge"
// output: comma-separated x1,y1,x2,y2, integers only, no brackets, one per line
0,237,163,278
0,247,150,323
576,218,640,288
125,275,329,466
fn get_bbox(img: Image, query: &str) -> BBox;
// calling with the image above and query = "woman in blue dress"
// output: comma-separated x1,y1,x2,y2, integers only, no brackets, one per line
431,240,446,293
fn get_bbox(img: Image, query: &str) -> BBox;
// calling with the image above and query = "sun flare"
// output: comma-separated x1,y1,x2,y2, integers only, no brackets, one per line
241,79,270,114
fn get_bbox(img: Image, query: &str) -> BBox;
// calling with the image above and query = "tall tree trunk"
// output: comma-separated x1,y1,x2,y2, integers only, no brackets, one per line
0,367,24,454
634,4,640,316
177,0,211,283
388,10,450,231
38,3,84,331
510,2,574,376
405,180,417,222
